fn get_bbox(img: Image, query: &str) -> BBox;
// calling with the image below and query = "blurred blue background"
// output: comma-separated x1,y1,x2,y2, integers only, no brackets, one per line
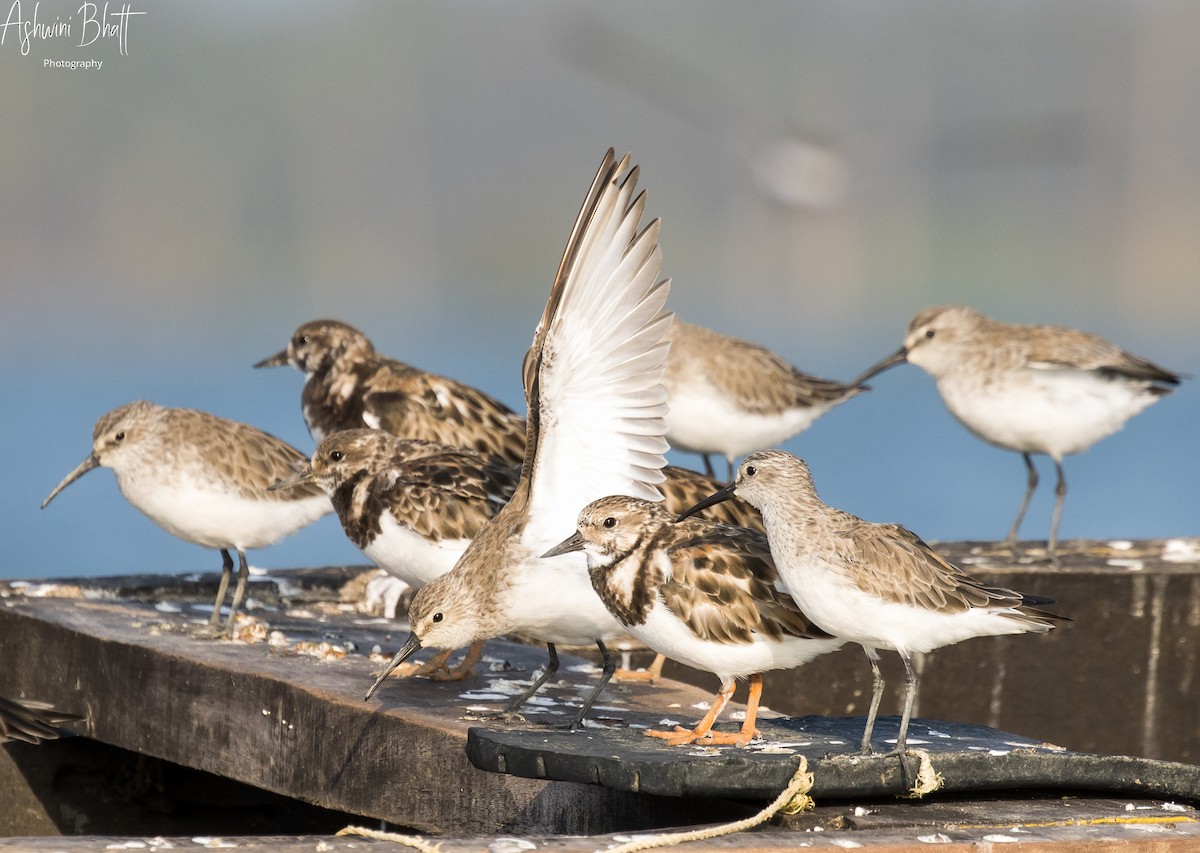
3,2,1196,580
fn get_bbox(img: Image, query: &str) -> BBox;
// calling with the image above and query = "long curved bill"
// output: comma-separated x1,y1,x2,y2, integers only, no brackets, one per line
850,346,908,387
253,349,289,369
41,454,100,509
541,531,585,559
364,632,423,701
268,466,315,492
675,481,738,523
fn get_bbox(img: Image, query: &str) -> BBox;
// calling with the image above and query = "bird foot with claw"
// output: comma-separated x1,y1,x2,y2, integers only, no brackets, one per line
644,726,708,746
613,668,658,684
191,623,228,640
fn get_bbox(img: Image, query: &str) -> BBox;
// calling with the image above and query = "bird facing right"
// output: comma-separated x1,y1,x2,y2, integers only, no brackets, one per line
678,449,1066,759
853,305,1181,562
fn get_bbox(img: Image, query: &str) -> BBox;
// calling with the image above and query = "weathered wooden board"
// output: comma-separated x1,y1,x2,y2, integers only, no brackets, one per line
0,567,744,836
0,796,1198,851
468,715,1200,802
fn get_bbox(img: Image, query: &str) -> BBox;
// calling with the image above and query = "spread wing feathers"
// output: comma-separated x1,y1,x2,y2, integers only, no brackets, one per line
0,696,83,745
522,151,673,546
847,518,1053,621
659,466,764,532
660,526,824,644
1022,327,1181,387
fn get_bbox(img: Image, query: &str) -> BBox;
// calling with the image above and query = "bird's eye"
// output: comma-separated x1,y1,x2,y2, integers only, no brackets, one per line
300,335,310,344
329,450,344,462
603,517,616,528
432,612,443,623
925,329,936,339
745,465,757,477
114,432,126,442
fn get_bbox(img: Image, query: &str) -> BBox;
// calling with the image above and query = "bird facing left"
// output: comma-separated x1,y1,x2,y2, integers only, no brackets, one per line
42,401,332,637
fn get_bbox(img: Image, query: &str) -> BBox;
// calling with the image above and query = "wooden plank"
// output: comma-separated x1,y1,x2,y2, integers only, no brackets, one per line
0,797,1197,851
0,567,744,836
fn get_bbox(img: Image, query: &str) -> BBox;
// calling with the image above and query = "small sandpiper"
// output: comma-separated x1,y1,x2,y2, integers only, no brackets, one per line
255,319,527,466
854,305,1181,562
544,495,843,746
365,149,672,729
270,431,757,685
42,401,332,637
679,450,1065,763
0,696,85,744
271,428,519,678
664,318,867,478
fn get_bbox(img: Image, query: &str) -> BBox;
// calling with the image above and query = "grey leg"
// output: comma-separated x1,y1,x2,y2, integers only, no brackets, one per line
222,549,251,637
209,549,235,626
1006,453,1038,554
1048,459,1067,565
859,649,884,754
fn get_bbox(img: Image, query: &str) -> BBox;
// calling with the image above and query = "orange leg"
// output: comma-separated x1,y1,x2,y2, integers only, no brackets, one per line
379,647,455,680
645,678,735,746
428,640,485,682
699,674,763,746
615,653,666,684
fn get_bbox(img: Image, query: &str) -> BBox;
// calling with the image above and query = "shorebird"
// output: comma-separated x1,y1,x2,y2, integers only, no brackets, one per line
544,495,843,746
854,305,1181,561
664,319,867,478
679,450,1065,759
364,149,673,728
272,428,519,678
274,429,758,684
42,401,332,637
255,319,528,466
0,696,84,744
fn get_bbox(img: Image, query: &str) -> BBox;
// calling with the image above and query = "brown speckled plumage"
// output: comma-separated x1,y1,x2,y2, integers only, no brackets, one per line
258,319,527,465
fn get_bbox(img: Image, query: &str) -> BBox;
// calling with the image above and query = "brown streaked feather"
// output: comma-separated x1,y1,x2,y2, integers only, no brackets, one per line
322,437,518,550
361,369,526,465
668,319,864,414
843,515,1041,614
659,466,763,532
659,521,826,645
163,407,322,502
1020,325,1181,386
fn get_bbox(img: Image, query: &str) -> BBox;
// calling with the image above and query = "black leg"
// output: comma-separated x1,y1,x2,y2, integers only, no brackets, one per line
701,454,715,479
501,643,560,720
566,639,617,730
1006,453,1038,554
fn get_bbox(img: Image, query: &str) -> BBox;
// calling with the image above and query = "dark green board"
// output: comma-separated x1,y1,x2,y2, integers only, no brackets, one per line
468,715,1200,803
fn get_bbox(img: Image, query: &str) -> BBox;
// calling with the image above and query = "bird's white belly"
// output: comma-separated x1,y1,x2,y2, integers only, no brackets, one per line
778,558,1043,657
666,378,826,461
632,601,843,680
501,550,623,646
363,515,469,587
116,475,331,551
939,371,1159,458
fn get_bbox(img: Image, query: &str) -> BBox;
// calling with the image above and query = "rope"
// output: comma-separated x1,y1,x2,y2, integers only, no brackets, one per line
336,825,443,851
598,754,814,853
